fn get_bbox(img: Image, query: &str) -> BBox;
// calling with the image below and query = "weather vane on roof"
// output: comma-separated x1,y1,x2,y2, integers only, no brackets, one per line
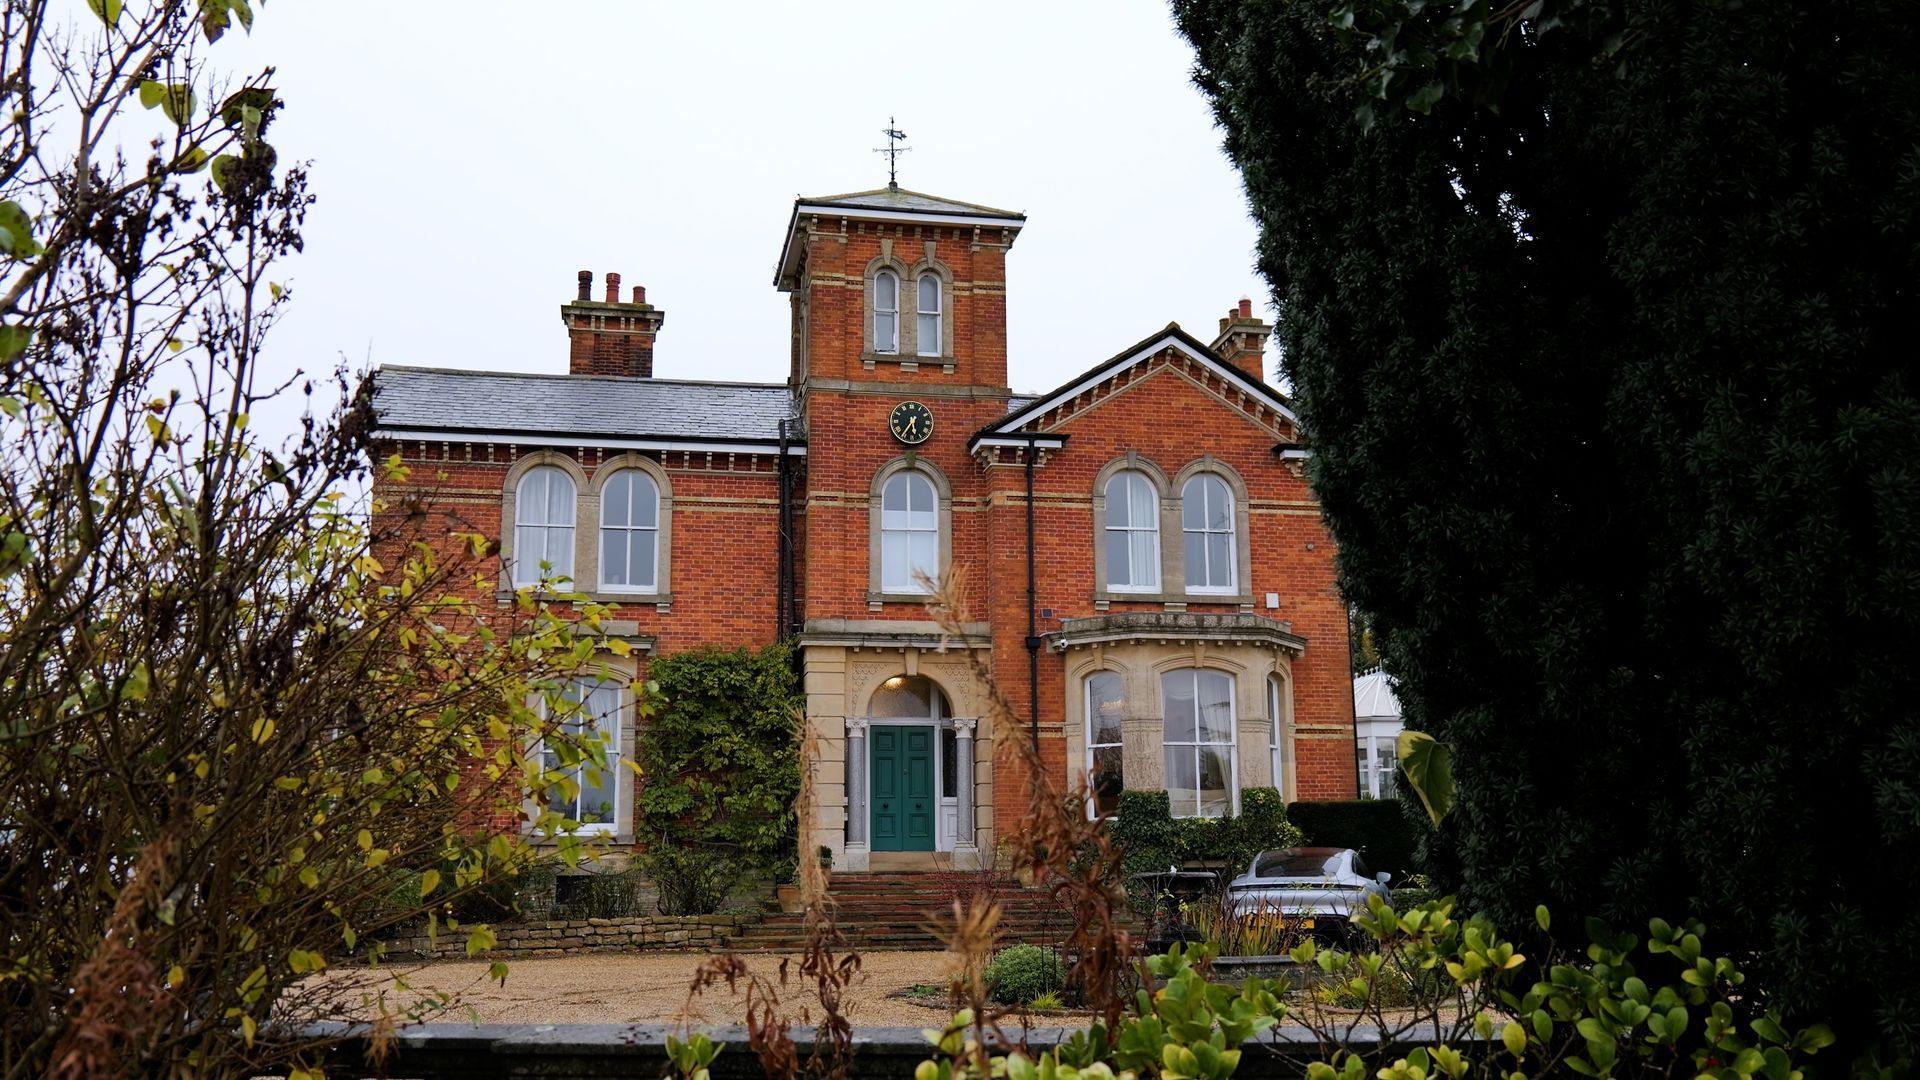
874,117,910,190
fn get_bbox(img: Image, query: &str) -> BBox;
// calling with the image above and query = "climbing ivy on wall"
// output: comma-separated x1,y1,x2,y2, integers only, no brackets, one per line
635,643,802,898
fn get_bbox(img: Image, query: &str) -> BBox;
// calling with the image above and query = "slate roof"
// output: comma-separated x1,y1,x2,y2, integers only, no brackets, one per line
371,366,797,444
797,186,1024,220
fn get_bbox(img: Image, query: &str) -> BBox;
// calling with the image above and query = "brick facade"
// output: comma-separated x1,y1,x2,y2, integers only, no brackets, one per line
371,184,1356,872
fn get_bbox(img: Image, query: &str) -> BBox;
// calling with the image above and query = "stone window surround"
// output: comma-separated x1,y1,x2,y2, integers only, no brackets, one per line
861,242,956,370
1062,641,1296,812
867,455,954,608
522,651,643,845
1090,453,1255,608
498,450,675,608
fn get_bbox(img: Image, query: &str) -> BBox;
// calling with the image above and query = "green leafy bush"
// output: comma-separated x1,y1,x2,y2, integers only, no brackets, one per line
1286,798,1423,881
1112,787,1303,878
635,643,801,914
915,902,1847,1079
984,944,1065,1005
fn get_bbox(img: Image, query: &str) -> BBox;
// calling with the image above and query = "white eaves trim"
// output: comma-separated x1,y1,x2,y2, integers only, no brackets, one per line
792,203,1025,231
1279,447,1311,460
985,333,1299,435
373,428,806,456
972,435,1068,450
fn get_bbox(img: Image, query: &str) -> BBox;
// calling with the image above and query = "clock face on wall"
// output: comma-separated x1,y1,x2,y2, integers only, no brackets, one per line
888,400,934,445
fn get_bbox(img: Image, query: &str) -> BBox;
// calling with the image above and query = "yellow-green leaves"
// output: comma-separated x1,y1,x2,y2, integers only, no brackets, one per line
1397,729,1455,827
0,200,41,259
0,326,28,362
464,925,497,957
1502,1022,1528,1057
198,0,255,42
287,948,325,975
138,80,196,126
86,0,122,26
419,868,441,897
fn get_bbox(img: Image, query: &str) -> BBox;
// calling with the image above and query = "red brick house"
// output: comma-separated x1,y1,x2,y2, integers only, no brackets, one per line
370,184,1355,873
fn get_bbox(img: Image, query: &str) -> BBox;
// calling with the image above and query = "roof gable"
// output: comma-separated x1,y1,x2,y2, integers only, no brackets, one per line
777,186,1026,289
970,326,1297,452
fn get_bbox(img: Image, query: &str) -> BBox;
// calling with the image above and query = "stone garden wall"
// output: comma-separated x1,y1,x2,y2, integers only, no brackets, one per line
384,914,750,960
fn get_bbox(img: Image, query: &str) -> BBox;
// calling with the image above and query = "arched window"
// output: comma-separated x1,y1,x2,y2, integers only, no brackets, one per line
1104,470,1160,592
599,469,659,593
514,465,576,586
1085,671,1125,819
874,270,899,354
879,470,937,592
1267,675,1285,796
539,678,623,832
916,273,941,357
1163,668,1235,818
1182,473,1236,593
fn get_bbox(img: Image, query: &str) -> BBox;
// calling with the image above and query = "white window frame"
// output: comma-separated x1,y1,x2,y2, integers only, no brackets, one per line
1359,735,1399,800
538,678,624,834
1267,675,1285,795
879,470,938,593
1181,473,1237,594
1084,671,1125,820
597,468,660,594
874,269,900,355
513,465,576,587
1162,668,1237,819
1104,470,1161,593
916,272,941,357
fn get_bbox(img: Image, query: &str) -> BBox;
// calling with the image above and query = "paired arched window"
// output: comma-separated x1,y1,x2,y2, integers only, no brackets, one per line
874,270,900,354
1104,470,1161,592
599,469,660,593
1182,474,1236,592
514,466,576,586
1084,671,1125,819
879,470,938,593
916,273,941,357
1163,668,1236,818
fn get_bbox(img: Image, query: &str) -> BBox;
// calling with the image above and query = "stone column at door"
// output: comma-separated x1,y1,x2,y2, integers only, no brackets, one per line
952,718,976,851
845,718,869,847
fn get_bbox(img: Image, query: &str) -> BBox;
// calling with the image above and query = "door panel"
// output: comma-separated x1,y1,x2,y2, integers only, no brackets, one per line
871,726,902,852
902,727,935,850
869,725,937,853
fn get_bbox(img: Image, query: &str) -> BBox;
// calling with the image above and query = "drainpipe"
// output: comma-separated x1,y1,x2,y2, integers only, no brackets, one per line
1024,436,1041,755
777,418,792,639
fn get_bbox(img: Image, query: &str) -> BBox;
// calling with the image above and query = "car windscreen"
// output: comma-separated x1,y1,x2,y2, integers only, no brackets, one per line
1251,851,1342,878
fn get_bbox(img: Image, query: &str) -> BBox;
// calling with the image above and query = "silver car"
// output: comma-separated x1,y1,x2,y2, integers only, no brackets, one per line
1224,847,1391,934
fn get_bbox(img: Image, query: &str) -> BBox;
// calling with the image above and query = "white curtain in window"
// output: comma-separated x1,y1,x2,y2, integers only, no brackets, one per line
1085,671,1125,818
880,471,937,592
1267,675,1285,794
1182,474,1236,592
541,679,622,830
1104,471,1160,590
1163,669,1235,818
514,466,576,586
874,270,899,353
916,274,941,357
599,470,659,591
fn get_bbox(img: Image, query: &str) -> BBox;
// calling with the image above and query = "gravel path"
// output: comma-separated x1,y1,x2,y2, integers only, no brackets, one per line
322,950,995,1028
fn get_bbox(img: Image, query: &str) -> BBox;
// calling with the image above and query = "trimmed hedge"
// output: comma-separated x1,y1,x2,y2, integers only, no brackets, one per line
1285,800,1422,882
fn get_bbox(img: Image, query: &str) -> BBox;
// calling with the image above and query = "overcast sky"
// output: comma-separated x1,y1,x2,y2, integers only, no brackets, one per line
214,1,1275,410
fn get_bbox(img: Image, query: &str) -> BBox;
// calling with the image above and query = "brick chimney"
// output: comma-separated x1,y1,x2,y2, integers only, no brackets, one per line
1210,297,1271,383
561,269,666,377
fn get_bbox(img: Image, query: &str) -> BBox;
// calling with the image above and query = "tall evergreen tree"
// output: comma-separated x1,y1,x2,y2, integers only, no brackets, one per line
1174,0,1920,1057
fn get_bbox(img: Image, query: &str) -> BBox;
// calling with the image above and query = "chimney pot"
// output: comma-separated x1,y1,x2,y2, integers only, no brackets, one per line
1238,297,1254,320
632,285,646,305
576,270,593,301
1218,316,1231,334
605,272,622,304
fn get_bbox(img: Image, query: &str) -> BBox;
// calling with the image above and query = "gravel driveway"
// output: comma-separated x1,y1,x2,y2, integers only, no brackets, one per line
321,950,992,1028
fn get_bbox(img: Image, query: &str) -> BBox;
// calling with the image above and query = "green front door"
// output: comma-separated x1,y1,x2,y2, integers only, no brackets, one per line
870,725,936,852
